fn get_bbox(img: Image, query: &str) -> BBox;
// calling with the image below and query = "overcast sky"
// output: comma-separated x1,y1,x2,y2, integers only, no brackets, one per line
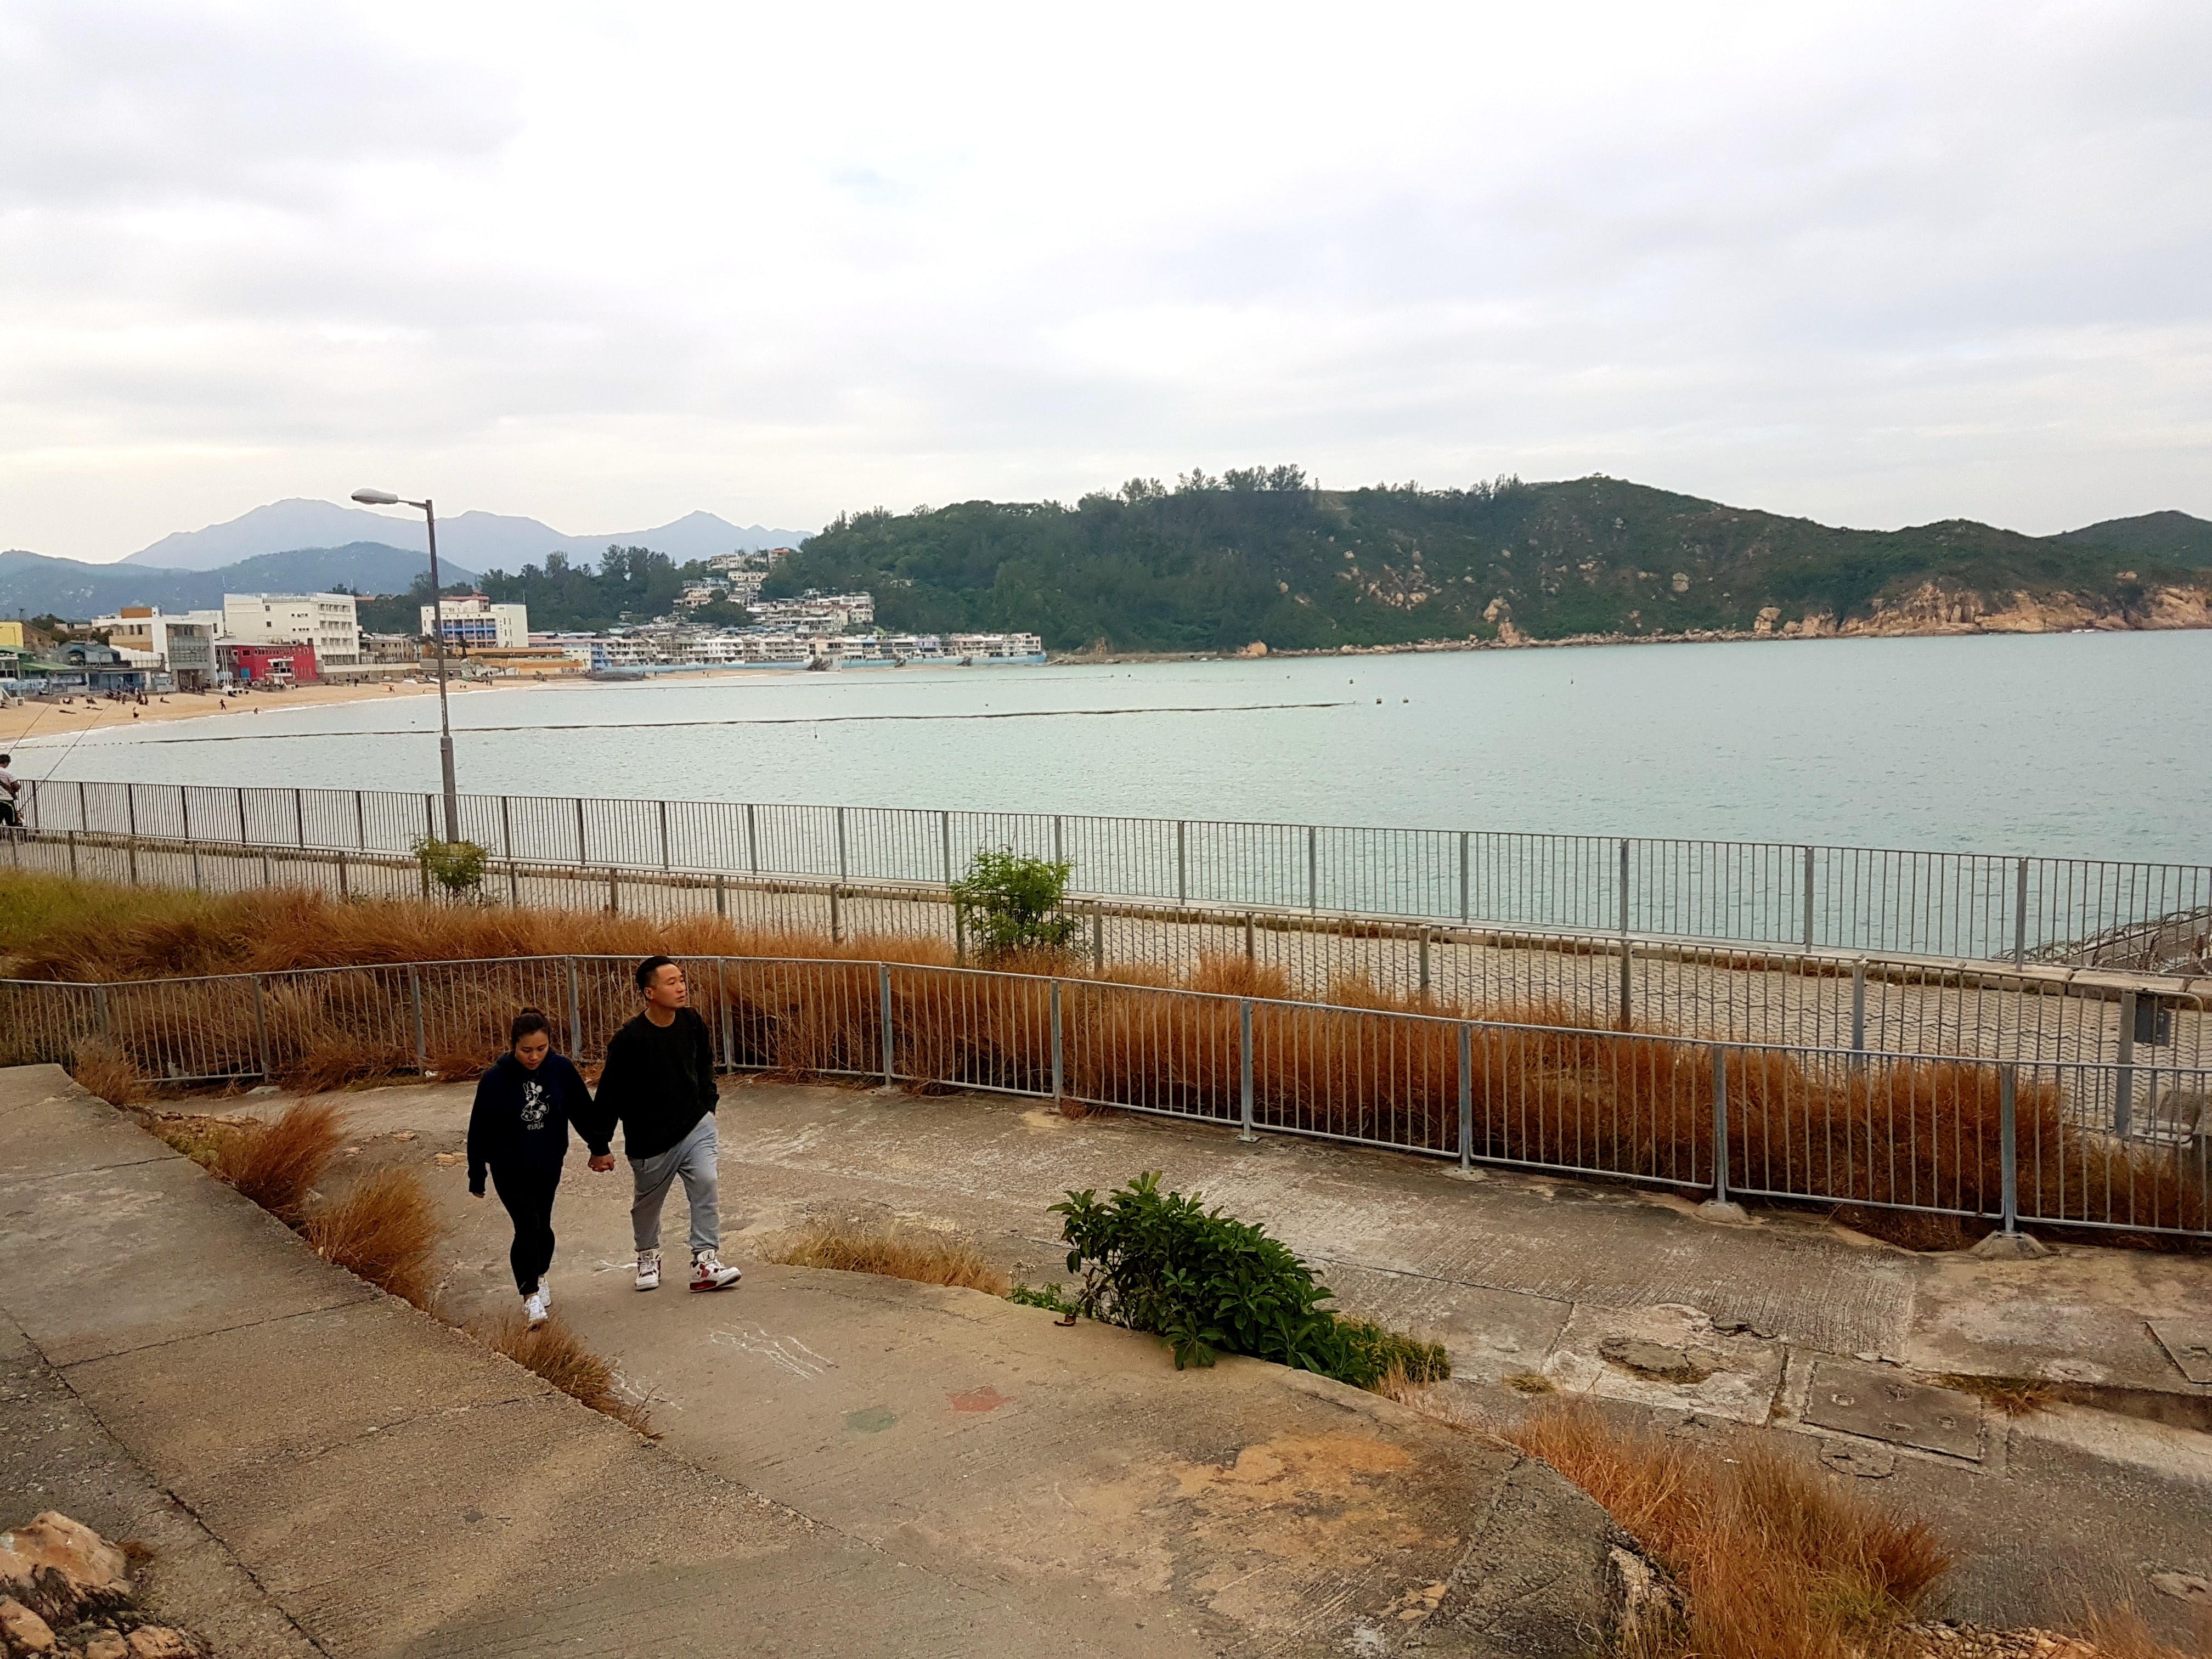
3,0,2207,562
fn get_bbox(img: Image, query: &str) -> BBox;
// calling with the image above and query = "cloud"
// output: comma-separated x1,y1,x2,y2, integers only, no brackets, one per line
0,0,2207,559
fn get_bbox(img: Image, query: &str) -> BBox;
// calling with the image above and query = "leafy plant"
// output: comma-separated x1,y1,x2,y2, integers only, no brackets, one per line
1007,1280,1077,1314
949,847,1079,959
1050,1172,1448,1389
411,836,487,897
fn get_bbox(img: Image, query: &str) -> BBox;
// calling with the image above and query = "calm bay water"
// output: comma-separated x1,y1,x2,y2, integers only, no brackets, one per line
15,631,2211,862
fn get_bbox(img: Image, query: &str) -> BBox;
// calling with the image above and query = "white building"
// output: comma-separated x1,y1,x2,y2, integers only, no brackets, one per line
92,609,219,689
223,592,362,665
946,632,1047,661
748,591,875,632
420,593,530,651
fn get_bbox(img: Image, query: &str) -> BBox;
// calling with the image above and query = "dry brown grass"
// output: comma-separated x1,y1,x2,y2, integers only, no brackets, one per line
2076,1603,2212,1659
68,1039,144,1104
303,1166,443,1308
770,1222,1011,1295
475,1312,657,1437
1511,1401,1951,1659
1932,1373,2055,1417
211,1101,346,1223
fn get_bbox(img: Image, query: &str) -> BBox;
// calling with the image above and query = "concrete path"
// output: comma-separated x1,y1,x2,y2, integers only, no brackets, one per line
294,1074,2212,1638
0,1065,1623,1658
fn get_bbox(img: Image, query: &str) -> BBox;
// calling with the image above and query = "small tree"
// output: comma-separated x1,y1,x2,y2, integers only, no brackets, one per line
412,836,487,900
949,847,1079,960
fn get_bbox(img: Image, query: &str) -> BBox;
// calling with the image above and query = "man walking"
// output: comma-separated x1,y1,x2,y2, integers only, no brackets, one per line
582,956,743,1293
0,755,19,830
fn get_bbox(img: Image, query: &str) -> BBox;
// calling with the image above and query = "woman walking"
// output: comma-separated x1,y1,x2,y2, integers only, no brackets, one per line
468,1009,592,1327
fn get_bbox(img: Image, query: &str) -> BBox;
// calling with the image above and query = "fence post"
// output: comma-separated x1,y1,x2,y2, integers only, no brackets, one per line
715,872,727,918
607,869,619,914
253,974,272,1080
1796,849,1814,955
126,783,137,839
1053,814,1064,867
338,850,349,899
1617,939,1632,1032
746,802,759,875
565,959,582,1057
353,789,364,849
718,958,733,1071
1049,979,1064,1104
939,810,951,886
295,787,306,849
659,799,670,871
1238,997,1256,1143
26,778,37,833
1419,929,1431,996
67,830,77,879
500,795,513,860
1176,821,1187,906
1702,1045,1743,1217
1458,1022,1474,1172
836,806,848,883
1091,903,1103,973
574,797,587,864
2115,990,2136,1138
831,885,843,944
178,785,188,842
191,845,202,891
2012,857,2029,966
127,841,139,888
80,778,88,831
408,966,426,1076
1244,913,1255,963
1458,831,1469,922
1850,958,1866,1053
1307,825,1318,912
424,794,434,844
955,904,966,967
1998,1065,2019,1236
1618,837,1630,936
879,961,895,1086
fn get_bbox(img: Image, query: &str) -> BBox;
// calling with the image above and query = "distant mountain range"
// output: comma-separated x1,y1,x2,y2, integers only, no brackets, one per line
0,543,475,619
119,499,813,571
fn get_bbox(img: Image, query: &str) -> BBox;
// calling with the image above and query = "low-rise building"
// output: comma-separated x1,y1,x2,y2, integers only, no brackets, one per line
220,640,319,686
748,590,874,632
223,592,361,665
420,593,530,651
93,608,217,690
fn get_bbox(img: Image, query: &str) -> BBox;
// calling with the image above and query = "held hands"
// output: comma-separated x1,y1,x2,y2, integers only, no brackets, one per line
589,1154,616,1173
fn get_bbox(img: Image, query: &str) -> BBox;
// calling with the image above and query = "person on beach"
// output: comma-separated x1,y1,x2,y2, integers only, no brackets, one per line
581,956,742,1294
0,755,20,829
467,1009,592,1328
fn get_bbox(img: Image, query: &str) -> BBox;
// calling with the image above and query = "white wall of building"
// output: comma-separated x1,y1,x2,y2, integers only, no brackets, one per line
223,592,362,664
420,595,529,650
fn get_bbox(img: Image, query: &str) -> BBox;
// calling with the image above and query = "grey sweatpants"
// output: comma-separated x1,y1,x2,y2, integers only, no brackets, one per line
628,1114,720,1258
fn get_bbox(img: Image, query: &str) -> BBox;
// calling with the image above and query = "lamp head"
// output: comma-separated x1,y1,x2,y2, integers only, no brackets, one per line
351,488,400,506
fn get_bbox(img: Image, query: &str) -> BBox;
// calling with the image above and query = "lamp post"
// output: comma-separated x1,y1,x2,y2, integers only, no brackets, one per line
352,488,459,842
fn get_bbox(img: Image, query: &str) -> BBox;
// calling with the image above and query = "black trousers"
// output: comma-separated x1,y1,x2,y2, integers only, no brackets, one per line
490,1161,562,1296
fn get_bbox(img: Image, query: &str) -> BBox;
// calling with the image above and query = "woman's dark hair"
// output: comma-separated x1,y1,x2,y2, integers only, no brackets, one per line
510,1008,554,1048
634,953,678,991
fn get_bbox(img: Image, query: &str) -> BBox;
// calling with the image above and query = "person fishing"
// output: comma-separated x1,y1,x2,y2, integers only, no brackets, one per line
467,1009,592,1327
581,956,742,1294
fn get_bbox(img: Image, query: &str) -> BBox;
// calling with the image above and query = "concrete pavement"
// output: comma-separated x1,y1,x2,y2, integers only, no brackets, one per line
0,1065,1627,1658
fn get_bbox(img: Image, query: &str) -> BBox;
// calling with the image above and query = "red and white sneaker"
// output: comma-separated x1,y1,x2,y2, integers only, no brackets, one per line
690,1251,742,1293
635,1249,661,1291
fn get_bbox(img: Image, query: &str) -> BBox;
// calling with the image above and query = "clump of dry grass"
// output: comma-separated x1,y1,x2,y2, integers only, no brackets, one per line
1511,1401,1951,1659
69,1039,144,1104
212,1101,346,1223
770,1222,1011,1295
476,1312,656,1437
1933,1373,2055,1417
303,1166,443,1308
2076,1602,2212,1659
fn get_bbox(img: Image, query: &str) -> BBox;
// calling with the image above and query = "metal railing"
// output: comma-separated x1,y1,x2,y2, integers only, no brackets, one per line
5,952,2206,1240
21,778,2212,971
8,827,2208,1076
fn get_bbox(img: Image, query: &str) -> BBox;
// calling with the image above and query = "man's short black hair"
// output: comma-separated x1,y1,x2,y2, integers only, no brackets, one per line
634,954,679,992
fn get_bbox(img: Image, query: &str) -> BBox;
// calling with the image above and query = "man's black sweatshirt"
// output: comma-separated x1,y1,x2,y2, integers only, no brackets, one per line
579,1007,718,1161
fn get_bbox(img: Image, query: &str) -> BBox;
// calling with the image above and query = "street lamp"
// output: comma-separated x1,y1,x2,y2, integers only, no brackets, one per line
352,488,460,842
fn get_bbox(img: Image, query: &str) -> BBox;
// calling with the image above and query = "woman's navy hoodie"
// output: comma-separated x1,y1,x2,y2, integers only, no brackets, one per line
466,1052,592,1195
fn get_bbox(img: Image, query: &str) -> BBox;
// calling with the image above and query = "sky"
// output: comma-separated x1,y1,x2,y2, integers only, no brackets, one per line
2,0,2207,562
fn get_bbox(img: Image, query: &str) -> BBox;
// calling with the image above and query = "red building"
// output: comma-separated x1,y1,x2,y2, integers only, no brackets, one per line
219,640,319,686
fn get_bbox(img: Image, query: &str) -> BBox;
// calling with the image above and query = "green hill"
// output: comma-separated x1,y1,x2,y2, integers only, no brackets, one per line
2058,510,2212,568
765,471,2207,653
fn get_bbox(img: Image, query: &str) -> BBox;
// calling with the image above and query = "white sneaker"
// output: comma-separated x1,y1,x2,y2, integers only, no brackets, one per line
523,1288,549,1328
635,1249,661,1291
690,1251,742,1293
537,1277,553,1312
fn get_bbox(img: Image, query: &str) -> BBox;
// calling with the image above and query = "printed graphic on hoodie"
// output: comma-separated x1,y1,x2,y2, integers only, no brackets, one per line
520,1077,550,1131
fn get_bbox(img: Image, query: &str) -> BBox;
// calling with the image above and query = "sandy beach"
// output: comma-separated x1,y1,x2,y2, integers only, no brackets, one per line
0,675,540,746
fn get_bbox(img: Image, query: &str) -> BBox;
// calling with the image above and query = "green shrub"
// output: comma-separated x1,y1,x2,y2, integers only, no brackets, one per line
950,847,1079,959
1050,1172,1448,1390
1007,1281,1076,1314
411,836,487,897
